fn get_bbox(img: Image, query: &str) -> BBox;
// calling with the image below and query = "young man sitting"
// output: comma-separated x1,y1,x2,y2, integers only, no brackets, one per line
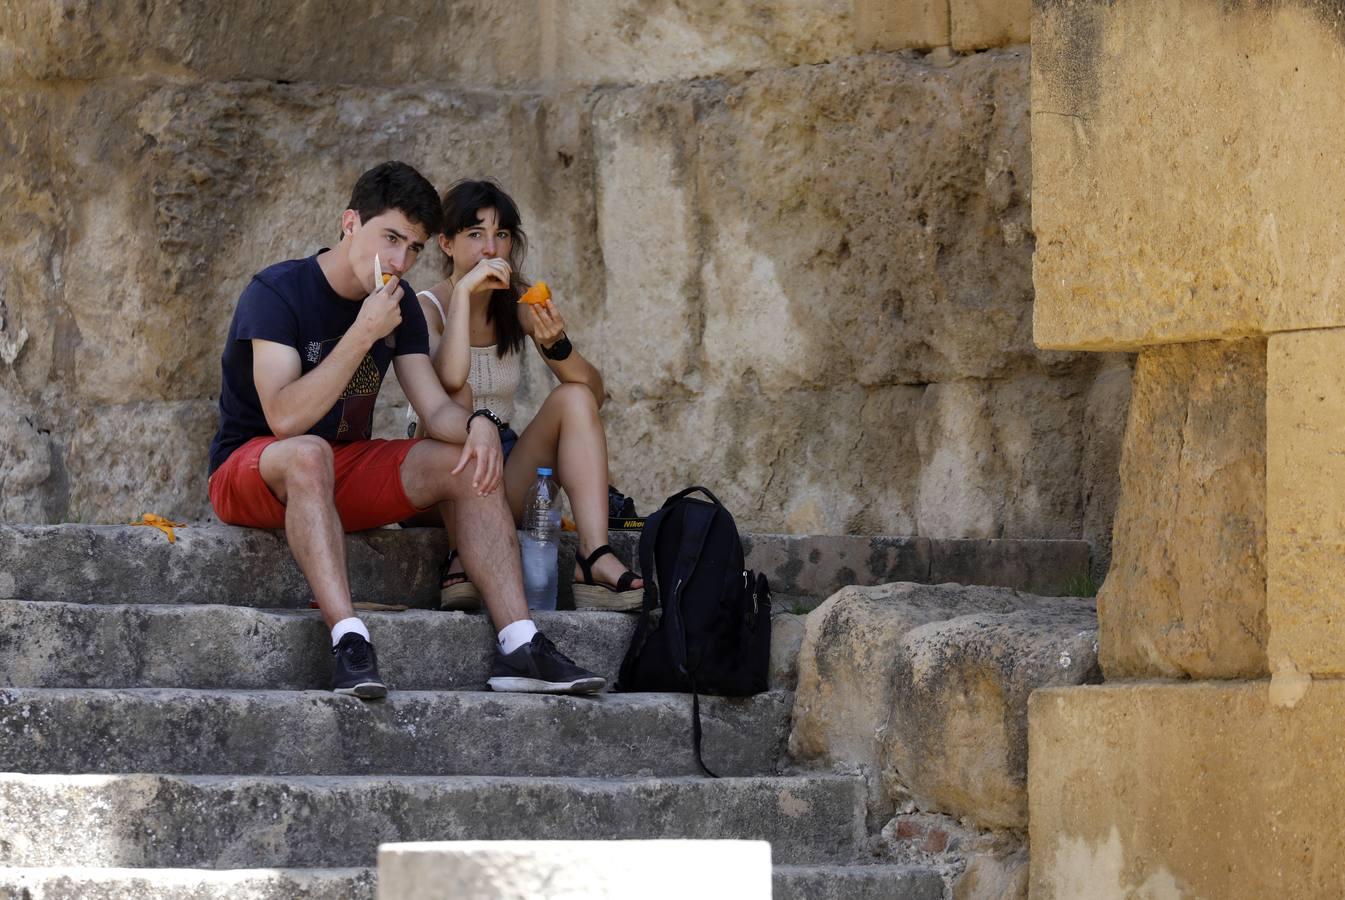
206,160,603,699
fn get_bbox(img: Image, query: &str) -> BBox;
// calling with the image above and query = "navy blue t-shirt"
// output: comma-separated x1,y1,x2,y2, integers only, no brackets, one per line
208,253,429,474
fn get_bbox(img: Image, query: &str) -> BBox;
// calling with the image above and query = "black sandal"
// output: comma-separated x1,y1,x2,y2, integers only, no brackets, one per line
439,548,483,611
573,544,643,612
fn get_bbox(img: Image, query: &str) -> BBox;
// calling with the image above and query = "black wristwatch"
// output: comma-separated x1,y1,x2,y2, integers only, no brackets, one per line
541,333,573,361
466,408,505,433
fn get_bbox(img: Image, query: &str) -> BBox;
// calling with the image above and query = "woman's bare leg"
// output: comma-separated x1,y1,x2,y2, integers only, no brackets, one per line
505,383,642,589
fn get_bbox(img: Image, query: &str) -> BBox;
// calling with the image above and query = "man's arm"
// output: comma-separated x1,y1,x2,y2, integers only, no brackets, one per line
395,352,472,442
253,334,370,438
253,279,404,437
396,352,504,494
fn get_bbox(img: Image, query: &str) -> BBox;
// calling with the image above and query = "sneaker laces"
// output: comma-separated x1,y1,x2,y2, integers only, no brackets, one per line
342,636,373,669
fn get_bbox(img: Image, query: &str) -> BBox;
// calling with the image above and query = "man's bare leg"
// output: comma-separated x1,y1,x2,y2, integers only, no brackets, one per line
399,437,604,694
258,436,355,627
257,435,385,698
400,439,527,629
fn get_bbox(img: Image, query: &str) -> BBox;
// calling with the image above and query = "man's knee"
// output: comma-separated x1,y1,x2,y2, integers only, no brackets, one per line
283,436,335,494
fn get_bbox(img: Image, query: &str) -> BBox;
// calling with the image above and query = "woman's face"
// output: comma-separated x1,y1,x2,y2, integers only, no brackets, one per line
442,206,514,279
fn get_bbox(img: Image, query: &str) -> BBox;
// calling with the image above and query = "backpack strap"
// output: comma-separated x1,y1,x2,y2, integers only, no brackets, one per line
615,505,671,691
690,679,719,779
662,485,724,509
664,500,720,678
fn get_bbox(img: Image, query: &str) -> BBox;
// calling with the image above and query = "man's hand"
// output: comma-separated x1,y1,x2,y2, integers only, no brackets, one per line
451,415,504,496
354,277,404,346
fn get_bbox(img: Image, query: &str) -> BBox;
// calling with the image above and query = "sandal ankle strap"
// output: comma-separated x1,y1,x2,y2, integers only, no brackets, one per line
577,543,616,580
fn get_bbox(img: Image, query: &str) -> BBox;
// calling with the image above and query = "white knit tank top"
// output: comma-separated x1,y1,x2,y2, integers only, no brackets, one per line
409,290,521,427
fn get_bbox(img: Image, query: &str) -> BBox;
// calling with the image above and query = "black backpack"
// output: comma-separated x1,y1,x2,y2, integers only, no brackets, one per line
616,487,772,776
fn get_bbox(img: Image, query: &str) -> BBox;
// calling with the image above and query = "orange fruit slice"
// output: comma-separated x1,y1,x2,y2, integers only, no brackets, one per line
519,281,551,305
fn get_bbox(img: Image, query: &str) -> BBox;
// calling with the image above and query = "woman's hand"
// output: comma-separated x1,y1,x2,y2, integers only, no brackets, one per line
528,299,567,349
457,257,512,295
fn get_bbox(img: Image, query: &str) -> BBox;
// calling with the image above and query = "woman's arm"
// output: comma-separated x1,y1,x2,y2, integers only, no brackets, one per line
430,283,471,393
429,258,510,393
521,299,605,408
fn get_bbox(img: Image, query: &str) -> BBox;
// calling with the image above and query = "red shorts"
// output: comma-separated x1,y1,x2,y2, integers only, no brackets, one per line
209,436,427,532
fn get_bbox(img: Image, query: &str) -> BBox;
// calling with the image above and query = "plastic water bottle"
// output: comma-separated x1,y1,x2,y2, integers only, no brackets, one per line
520,467,561,610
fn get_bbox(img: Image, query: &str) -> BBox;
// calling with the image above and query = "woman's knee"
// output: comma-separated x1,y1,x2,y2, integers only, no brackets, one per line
549,382,598,416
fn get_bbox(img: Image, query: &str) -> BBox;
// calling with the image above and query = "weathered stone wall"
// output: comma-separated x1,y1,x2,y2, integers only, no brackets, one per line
1030,0,1345,894
0,1,1126,554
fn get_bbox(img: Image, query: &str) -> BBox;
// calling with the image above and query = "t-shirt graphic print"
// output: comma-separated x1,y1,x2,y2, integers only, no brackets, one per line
335,349,382,440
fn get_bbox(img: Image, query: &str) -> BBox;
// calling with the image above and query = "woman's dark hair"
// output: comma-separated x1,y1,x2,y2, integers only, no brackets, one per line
348,161,443,236
440,179,529,359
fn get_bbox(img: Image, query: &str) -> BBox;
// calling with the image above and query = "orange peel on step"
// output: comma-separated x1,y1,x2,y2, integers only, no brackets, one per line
130,513,185,543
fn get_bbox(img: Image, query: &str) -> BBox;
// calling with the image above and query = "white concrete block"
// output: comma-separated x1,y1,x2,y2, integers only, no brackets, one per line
377,839,771,900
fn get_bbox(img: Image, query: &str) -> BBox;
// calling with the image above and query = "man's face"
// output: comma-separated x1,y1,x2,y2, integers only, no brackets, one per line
344,208,430,292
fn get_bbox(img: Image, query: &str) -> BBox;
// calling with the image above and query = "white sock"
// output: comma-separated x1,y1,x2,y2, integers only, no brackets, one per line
331,617,371,647
498,619,539,655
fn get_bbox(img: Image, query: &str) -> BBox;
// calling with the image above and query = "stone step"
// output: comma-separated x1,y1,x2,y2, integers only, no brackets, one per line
772,864,947,900
0,868,373,900
0,688,790,778
0,602,800,691
0,864,948,900
0,774,866,868
0,524,1090,607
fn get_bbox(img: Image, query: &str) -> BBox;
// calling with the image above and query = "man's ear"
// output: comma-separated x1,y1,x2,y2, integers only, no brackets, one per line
341,209,360,237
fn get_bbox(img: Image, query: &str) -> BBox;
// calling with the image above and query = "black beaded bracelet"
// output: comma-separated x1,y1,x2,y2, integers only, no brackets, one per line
541,333,573,361
467,408,505,433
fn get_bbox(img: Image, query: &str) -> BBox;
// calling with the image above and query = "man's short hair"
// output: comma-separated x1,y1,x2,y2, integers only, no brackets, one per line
348,162,442,236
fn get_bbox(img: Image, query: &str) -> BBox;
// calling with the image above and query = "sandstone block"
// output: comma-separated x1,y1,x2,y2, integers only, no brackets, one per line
0,1,542,87
1030,681,1345,898
883,601,1099,829
855,0,950,51
1267,328,1345,675
788,583,1098,828
590,90,701,399
554,2,846,86
63,400,216,524
1033,0,1345,349
1098,339,1268,678
951,0,1031,51
1078,355,1134,578
377,840,771,900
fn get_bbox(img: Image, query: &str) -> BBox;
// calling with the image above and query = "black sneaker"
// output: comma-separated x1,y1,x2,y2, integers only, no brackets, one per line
332,633,388,699
488,633,606,695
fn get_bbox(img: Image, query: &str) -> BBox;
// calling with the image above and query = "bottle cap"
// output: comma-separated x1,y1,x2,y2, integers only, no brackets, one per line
537,467,553,476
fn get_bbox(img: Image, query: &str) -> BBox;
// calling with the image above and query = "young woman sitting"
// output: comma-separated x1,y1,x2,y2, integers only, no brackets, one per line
406,179,643,611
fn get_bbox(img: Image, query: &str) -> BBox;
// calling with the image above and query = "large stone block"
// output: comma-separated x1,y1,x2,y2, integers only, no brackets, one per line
788,582,1098,828
856,0,950,50
951,0,1031,51
63,400,216,523
1033,0,1345,349
1098,339,1268,679
554,2,849,86
0,1,542,87
1267,328,1345,675
1030,681,1345,898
